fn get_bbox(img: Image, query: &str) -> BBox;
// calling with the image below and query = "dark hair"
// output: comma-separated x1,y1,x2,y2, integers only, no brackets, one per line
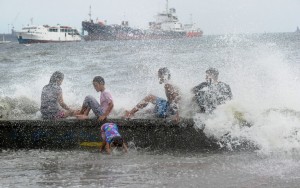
206,68,219,78
158,67,171,80
93,76,105,85
111,136,123,147
49,71,64,84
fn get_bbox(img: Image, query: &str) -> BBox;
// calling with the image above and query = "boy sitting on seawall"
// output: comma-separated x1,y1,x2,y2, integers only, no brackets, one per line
100,123,128,154
76,76,114,121
123,67,181,122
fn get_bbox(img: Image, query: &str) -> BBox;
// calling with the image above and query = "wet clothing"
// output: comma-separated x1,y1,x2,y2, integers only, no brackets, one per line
154,98,176,118
83,90,113,118
40,83,64,119
193,81,232,113
82,95,103,117
152,82,180,118
100,90,113,114
101,123,121,144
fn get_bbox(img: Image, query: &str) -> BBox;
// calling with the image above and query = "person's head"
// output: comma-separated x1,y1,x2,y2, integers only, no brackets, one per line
93,76,105,92
110,136,124,148
49,71,64,85
158,67,171,84
205,68,219,83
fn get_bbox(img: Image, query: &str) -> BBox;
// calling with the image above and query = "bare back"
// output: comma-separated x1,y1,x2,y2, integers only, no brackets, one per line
164,83,180,103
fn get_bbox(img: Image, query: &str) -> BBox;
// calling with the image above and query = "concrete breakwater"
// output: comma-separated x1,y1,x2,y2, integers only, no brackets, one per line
0,118,219,151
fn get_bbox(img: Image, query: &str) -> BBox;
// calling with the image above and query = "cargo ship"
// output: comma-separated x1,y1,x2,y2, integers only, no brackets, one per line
82,1,203,41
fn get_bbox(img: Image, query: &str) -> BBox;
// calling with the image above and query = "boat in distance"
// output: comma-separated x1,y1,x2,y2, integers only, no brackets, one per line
0,35,11,44
16,24,81,44
82,1,203,41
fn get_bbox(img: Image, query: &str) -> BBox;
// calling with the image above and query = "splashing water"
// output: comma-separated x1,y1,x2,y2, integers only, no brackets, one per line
1,34,300,154
193,34,300,154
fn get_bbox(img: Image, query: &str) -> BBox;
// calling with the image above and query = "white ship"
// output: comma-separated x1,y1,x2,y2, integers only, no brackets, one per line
148,0,203,38
16,25,81,44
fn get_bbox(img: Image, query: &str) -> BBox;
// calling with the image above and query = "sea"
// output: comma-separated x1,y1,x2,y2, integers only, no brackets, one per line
1,33,300,187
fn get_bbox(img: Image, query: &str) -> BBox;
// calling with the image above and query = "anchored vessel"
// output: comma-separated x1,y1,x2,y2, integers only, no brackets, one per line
16,25,81,44
82,1,203,41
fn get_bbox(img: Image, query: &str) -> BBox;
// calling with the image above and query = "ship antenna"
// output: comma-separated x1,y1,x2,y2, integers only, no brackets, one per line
88,5,92,21
166,0,169,14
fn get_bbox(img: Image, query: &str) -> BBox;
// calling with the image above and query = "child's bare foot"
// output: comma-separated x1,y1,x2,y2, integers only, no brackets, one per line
122,110,133,119
73,110,82,116
76,114,89,120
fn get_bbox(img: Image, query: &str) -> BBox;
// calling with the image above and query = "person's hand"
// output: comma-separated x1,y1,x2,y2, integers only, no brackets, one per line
73,110,81,116
76,114,89,120
172,114,180,124
68,109,75,116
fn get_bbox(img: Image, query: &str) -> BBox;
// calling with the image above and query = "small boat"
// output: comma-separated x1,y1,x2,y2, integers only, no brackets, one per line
16,24,81,44
0,35,11,44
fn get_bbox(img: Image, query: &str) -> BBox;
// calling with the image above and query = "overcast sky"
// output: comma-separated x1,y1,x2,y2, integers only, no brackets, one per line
1,0,299,35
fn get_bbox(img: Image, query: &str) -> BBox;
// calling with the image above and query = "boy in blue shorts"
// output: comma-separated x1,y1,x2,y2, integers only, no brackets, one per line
100,123,128,154
124,67,181,122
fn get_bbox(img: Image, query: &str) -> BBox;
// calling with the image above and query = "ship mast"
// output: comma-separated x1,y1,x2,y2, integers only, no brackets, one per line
190,14,193,24
166,0,169,14
88,5,92,21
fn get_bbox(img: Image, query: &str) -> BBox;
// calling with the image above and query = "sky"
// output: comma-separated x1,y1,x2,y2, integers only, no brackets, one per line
0,0,300,35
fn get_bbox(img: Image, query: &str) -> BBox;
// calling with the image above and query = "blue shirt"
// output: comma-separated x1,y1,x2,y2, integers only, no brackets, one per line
101,123,121,143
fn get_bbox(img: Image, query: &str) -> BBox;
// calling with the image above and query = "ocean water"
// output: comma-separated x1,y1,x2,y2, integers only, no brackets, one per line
1,33,300,187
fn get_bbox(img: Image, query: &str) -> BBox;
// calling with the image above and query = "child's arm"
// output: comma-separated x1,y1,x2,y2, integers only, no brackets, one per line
105,142,111,154
100,141,106,152
58,93,72,112
166,84,180,123
100,126,106,152
98,101,114,121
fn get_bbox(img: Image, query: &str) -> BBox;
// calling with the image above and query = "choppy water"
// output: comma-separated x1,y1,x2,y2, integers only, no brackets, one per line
1,33,300,187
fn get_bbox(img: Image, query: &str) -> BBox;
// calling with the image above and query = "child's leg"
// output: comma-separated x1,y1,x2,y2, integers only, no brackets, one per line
76,96,103,119
124,94,157,118
82,95,103,117
122,143,128,153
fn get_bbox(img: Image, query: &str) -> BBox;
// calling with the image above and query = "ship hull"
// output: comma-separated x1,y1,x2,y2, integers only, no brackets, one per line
17,38,81,44
82,21,201,41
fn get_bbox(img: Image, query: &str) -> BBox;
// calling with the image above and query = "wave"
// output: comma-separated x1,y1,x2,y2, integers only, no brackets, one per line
0,96,39,119
196,101,300,155
0,57,14,63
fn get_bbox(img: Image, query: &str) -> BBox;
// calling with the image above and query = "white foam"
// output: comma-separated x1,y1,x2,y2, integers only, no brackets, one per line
196,35,300,154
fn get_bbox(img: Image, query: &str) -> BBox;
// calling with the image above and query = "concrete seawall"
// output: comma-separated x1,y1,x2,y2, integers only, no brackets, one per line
0,118,219,151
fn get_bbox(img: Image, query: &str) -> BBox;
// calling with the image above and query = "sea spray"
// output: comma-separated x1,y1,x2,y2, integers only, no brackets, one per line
193,34,300,154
